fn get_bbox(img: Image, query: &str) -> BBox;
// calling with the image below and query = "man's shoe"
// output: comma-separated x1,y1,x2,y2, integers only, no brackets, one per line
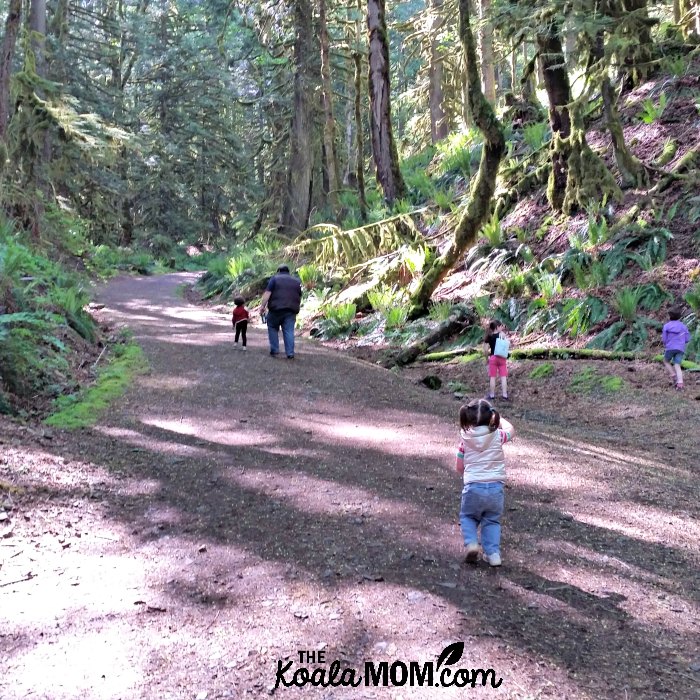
270,351,279,357
287,355,294,360
464,543,480,564
483,552,502,567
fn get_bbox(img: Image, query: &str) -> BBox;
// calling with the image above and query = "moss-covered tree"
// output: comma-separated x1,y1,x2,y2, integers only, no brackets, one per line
407,0,506,319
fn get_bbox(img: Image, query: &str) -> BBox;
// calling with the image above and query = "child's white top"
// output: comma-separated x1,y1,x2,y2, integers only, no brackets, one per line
457,424,513,484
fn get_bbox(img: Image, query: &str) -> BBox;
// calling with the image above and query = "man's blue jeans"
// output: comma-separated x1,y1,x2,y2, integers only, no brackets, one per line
267,310,297,357
459,481,504,556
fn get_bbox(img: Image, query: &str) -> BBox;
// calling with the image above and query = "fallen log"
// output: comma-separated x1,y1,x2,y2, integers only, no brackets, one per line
382,307,476,367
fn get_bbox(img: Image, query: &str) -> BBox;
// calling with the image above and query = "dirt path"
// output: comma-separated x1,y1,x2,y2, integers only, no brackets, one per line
1,273,699,699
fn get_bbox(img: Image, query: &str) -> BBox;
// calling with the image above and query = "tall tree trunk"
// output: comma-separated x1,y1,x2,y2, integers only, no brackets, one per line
319,0,340,217
353,51,368,222
408,0,505,318
367,0,406,205
536,23,571,211
428,0,448,142
0,0,22,142
279,0,317,237
28,0,50,234
478,0,496,104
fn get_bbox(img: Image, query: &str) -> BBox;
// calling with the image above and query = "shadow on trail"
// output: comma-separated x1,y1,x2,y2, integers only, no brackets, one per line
33,272,695,697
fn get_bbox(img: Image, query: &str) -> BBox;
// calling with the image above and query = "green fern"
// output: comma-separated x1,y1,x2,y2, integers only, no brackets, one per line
522,122,549,150
367,286,399,314
481,213,504,249
638,94,667,124
428,300,454,322
685,283,700,314
385,305,409,329
614,287,641,324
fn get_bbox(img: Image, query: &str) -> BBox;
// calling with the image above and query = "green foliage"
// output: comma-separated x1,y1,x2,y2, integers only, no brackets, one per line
367,286,401,314
685,282,700,314
51,286,96,342
529,363,554,379
297,264,323,290
499,266,528,297
587,215,609,247
522,122,549,151
601,376,624,392
0,221,105,409
664,55,687,77
428,300,455,322
534,271,562,302
385,305,409,329
558,296,609,339
638,94,668,124
45,342,148,429
614,287,642,324
198,238,281,300
480,213,505,249
569,367,624,394
434,188,455,212
403,168,435,203
317,303,357,338
434,130,483,177
471,295,492,321
287,218,420,272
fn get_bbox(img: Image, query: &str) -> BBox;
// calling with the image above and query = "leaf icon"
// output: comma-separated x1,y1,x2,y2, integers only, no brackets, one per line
436,642,464,669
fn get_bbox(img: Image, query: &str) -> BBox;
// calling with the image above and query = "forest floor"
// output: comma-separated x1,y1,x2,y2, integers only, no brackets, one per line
1,272,700,700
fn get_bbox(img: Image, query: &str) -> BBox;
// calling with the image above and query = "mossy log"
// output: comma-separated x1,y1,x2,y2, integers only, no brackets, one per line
382,307,476,367
656,145,700,192
653,139,678,168
421,346,644,362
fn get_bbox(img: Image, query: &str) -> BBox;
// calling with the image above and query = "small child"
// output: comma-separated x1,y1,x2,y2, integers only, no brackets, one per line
662,306,690,390
455,398,515,567
484,320,509,401
232,296,250,350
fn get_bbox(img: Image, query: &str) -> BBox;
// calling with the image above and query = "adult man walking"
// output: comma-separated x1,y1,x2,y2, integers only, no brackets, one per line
259,265,303,359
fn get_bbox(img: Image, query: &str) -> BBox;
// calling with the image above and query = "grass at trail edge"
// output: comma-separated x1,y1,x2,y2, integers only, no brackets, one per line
44,342,149,430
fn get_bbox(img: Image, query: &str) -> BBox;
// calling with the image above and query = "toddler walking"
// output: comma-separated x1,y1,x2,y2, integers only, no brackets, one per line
662,306,690,390
232,296,250,349
455,398,515,567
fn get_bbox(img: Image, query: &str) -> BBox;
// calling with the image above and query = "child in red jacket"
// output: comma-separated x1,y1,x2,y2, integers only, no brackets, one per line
232,297,250,349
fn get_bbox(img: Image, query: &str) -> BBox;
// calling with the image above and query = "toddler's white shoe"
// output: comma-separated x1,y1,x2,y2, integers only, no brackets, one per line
464,543,480,563
483,552,502,567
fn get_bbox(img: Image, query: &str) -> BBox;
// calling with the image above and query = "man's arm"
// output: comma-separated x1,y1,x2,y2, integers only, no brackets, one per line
259,290,272,313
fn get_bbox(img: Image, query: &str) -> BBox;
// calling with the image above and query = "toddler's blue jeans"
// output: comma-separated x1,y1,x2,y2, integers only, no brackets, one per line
459,481,504,556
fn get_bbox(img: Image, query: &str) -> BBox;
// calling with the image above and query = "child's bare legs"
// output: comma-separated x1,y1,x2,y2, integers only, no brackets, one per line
489,376,496,398
664,351,684,388
500,375,508,398
663,359,676,383
674,363,683,387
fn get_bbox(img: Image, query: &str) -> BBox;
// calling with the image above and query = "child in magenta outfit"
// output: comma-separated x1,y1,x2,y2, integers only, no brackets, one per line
232,296,250,350
662,306,690,390
455,398,515,567
484,320,509,401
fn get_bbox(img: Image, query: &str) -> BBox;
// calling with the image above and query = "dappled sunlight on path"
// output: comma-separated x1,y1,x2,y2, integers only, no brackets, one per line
2,273,698,699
